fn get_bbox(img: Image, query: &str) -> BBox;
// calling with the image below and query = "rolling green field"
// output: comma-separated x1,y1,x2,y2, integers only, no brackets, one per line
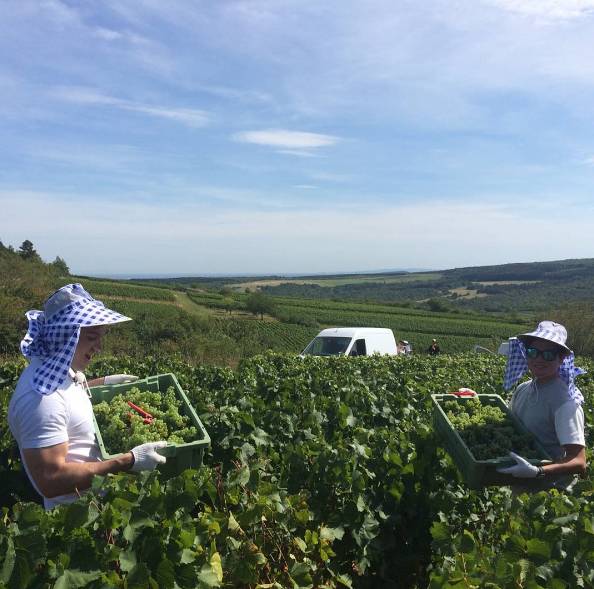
187,290,529,355
228,272,442,291
76,277,176,302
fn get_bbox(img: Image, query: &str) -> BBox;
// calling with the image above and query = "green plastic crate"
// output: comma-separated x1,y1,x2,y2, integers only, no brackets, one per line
90,373,210,477
432,393,552,489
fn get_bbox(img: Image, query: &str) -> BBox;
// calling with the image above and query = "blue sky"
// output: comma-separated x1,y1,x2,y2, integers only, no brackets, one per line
2,0,594,276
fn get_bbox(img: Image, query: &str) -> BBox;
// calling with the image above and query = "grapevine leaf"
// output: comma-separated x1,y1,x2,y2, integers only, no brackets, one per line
180,549,197,565
526,539,551,561
535,564,554,581
293,537,307,553
356,495,366,512
320,526,345,541
0,537,15,583
289,561,313,588
459,530,476,554
126,563,152,589
336,574,353,588
196,563,221,588
54,569,102,589
8,554,34,589
64,503,89,533
552,513,578,526
155,559,175,589
227,513,240,533
295,509,310,524
549,579,568,589
119,549,137,573
516,559,531,583
229,465,250,487
430,521,450,542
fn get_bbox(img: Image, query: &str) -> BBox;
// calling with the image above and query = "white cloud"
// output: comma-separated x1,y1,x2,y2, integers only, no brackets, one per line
93,27,124,41
277,149,323,158
196,83,274,105
39,0,81,26
233,129,339,149
51,87,210,127
485,0,594,20
309,171,355,182
22,142,142,170
581,156,594,166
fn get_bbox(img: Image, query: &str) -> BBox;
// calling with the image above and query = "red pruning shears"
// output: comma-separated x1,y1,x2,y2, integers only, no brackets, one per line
450,387,478,397
127,400,154,425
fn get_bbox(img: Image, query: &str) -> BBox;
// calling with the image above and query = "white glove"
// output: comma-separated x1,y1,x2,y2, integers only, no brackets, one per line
130,441,167,472
104,374,138,385
496,452,538,478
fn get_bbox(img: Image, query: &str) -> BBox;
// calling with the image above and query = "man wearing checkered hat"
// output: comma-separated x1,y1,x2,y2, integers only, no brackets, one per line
8,284,168,509
497,320,587,490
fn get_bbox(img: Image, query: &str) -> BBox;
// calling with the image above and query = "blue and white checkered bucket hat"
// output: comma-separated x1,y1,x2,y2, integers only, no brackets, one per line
517,320,571,353
21,283,131,395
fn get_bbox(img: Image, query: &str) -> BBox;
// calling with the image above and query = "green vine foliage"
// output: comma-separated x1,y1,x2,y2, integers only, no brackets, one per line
1,353,593,588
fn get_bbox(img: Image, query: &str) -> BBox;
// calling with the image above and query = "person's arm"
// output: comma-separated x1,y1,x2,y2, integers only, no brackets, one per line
87,377,105,387
542,444,586,477
22,443,133,498
22,440,166,498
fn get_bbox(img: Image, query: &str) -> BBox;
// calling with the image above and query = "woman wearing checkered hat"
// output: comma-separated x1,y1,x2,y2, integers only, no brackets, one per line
8,284,168,510
497,321,587,490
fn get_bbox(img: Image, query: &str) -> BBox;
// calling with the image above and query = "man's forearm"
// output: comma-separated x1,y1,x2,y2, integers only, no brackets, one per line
543,456,586,477
542,445,586,477
32,453,134,499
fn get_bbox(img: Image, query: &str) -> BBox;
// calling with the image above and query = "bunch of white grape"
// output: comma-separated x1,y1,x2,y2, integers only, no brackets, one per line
94,386,198,454
441,398,539,461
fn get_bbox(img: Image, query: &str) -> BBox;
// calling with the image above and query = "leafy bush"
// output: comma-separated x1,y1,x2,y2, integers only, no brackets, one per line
2,353,593,587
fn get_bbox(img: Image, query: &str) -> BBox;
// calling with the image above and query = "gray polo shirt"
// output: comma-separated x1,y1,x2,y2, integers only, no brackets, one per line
509,377,585,461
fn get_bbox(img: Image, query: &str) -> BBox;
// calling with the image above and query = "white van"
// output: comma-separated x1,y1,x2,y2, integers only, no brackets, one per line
301,327,399,357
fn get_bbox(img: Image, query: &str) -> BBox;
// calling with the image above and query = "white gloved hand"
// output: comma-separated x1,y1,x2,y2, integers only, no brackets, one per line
104,374,138,385
130,441,167,472
496,452,538,478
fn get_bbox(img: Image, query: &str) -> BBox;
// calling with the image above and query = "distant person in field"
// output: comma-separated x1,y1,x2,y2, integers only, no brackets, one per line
496,321,586,491
427,339,440,355
8,283,167,510
398,340,412,355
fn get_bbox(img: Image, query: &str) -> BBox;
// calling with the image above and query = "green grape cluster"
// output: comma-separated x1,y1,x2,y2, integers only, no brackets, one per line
93,386,198,454
441,397,539,461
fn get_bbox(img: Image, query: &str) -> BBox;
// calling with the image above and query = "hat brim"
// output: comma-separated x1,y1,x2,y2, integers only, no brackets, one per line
50,300,132,327
517,332,571,354
89,313,132,326
80,302,132,326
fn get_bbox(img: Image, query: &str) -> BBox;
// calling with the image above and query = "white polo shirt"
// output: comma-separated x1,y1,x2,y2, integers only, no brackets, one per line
7,359,101,509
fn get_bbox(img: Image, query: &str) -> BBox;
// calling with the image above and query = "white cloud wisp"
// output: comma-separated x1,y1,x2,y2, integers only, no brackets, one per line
51,87,210,128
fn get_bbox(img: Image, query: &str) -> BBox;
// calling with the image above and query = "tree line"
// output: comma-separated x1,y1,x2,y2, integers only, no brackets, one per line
0,239,70,355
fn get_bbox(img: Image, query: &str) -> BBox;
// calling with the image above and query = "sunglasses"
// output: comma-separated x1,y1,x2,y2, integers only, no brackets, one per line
525,347,560,361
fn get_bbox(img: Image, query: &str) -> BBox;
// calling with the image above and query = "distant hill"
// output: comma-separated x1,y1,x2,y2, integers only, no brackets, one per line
2,239,592,359
243,258,593,313
133,258,594,314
